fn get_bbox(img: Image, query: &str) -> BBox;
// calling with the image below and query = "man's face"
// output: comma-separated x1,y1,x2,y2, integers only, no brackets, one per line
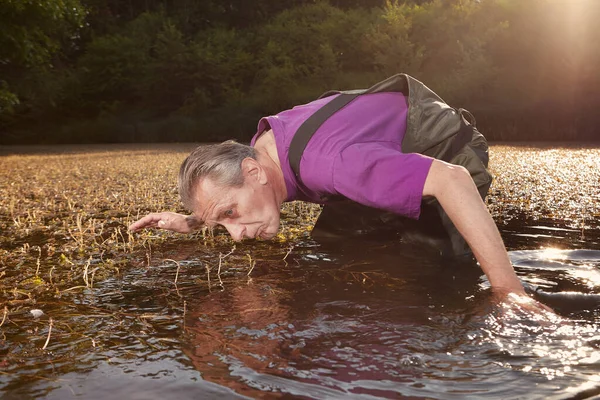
193,163,281,241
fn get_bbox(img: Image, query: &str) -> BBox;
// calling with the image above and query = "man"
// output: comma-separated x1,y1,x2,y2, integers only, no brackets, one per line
129,74,543,305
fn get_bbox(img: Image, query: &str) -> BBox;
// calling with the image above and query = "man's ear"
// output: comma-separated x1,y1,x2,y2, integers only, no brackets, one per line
241,157,267,185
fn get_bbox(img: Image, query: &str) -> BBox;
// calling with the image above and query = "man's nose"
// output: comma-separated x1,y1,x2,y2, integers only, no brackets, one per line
224,223,245,241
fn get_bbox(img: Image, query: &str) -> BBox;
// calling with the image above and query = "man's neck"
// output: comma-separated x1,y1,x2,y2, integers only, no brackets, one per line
254,130,287,205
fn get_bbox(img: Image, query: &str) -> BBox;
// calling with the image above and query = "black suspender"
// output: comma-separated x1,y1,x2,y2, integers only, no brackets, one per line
287,74,409,186
288,92,361,186
286,74,480,192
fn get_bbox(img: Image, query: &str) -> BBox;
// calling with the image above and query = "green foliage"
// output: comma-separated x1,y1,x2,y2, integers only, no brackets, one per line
0,0,85,66
396,0,506,103
71,12,254,117
2,0,600,143
76,12,164,107
0,81,20,114
0,0,85,120
166,27,254,115
488,0,600,104
365,1,421,77
253,2,377,110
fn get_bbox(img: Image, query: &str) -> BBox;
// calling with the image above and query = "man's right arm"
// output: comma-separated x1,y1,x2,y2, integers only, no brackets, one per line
422,160,525,294
129,212,202,233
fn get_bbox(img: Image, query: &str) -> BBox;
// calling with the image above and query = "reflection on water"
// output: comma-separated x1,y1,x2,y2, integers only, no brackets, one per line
174,242,600,399
1,144,600,399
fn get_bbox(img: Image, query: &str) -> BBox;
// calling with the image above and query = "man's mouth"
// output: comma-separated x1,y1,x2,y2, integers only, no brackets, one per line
257,225,273,240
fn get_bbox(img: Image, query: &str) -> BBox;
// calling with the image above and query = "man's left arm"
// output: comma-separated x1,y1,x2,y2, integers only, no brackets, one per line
422,160,526,295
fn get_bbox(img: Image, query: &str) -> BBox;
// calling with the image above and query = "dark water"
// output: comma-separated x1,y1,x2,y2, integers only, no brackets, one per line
1,144,600,399
2,221,599,400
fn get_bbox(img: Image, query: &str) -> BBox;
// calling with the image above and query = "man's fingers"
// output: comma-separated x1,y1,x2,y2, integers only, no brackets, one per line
128,220,143,231
129,214,163,231
128,212,191,233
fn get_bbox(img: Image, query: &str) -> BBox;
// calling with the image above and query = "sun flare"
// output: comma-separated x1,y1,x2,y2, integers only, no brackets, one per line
541,248,569,261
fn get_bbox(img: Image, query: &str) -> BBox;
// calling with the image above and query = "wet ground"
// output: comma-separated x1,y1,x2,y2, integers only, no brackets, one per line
0,143,599,399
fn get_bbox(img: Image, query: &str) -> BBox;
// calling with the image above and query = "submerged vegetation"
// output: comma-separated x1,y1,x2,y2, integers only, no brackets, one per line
1,144,599,309
0,143,599,395
0,144,320,306
488,145,600,227
0,144,319,362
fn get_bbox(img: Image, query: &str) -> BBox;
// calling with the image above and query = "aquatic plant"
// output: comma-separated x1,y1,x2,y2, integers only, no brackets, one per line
0,143,599,396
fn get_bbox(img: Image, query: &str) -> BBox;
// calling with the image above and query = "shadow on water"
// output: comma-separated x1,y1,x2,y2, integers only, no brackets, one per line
1,144,600,399
172,234,600,400
2,225,600,399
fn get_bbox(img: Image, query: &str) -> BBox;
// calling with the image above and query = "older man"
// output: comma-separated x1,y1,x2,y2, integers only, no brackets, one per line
130,74,528,298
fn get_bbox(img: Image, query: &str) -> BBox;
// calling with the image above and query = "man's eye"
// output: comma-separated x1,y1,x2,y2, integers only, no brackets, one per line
223,209,234,218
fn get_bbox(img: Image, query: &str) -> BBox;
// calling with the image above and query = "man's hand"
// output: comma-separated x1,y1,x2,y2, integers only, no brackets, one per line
471,289,560,328
493,288,556,316
129,212,201,234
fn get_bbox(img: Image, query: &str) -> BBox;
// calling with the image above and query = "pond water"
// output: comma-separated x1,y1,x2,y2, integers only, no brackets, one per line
0,144,599,399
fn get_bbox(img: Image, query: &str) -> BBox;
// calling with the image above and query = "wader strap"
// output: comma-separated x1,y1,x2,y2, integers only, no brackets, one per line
289,87,483,192
289,93,361,183
439,108,479,163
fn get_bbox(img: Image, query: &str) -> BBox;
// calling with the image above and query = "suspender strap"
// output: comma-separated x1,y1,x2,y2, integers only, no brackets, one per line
439,109,477,163
288,84,481,188
289,92,361,182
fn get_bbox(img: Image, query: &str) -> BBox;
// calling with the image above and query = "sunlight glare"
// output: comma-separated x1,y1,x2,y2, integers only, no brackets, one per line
566,375,600,394
541,247,568,261
568,268,600,289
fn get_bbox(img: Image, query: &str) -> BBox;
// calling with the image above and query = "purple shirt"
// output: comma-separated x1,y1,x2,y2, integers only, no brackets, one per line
251,93,434,219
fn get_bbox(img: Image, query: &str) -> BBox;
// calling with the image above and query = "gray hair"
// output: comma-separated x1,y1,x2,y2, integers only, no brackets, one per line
178,140,257,211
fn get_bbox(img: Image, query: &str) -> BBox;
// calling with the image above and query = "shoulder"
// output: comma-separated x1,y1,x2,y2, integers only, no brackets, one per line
333,142,434,218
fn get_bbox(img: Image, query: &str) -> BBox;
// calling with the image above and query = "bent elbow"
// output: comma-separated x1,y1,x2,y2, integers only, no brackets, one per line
449,164,471,183
423,160,471,198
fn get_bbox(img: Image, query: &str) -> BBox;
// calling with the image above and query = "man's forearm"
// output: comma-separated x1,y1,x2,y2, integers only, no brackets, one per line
424,161,525,294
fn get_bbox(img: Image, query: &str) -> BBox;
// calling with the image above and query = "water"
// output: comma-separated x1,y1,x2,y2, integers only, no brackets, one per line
5,230,599,399
6,239,599,399
1,144,599,399
180,242,600,399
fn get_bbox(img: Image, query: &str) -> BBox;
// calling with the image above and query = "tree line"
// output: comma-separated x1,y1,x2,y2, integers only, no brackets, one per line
1,0,599,144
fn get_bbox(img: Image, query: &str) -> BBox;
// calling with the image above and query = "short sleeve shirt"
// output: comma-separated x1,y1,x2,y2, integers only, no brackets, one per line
251,92,434,219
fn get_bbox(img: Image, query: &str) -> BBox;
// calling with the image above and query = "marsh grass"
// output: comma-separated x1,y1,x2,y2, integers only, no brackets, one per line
486,144,600,229
1,144,599,309
0,143,599,388
0,144,319,370
0,145,600,296
2,147,314,252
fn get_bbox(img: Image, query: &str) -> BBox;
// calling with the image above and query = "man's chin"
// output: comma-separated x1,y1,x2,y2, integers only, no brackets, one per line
259,223,279,240
260,231,277,240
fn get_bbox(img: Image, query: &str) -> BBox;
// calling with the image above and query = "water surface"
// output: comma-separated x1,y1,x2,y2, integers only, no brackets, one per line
0,144,599,399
